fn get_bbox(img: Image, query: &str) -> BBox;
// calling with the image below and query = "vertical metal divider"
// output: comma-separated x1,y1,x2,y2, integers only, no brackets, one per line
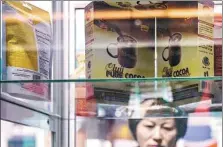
52,1,77,147
62,1,70,147
52,1,63,147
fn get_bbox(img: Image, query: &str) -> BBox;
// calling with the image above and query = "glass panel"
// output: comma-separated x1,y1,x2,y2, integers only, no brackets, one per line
70,0,222,81
1,0,222,82
1,120,52,147
0,1,222,147
0,1,54,113
75,112,222,147
73,79,222,119
1,100,53,131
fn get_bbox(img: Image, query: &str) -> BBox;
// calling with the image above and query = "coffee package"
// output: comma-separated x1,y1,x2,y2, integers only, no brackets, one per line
85,1,155,91
156,1,215,106
104,0,168,11
157,1,214,77
1,1,52,101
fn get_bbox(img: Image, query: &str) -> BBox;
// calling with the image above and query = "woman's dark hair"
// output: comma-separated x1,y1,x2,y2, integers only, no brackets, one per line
128,107,188,141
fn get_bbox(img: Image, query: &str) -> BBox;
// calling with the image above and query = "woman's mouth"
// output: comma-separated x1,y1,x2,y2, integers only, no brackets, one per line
147,145,164,147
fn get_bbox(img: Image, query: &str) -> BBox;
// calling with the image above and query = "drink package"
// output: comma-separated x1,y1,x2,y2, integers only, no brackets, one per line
85,1,155,93
1,1,52,101
157,1,215,77
156,1,216,106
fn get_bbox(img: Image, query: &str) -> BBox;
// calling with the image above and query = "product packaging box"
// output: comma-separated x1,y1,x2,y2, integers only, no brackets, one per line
85,1,156,100
170,81,215,106
157,1,214,77
1,1,52,101
212,15,222,104
156,1,215,106
214,15,222,77
94,87,130,105
85,1,155,80
76,97,97,117
214,39,222,77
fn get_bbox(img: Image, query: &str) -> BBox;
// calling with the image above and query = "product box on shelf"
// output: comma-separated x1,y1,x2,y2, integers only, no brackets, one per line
214,17,222,75
170,79,222,106
214,13,222,77
85,1,155,79
157,1,214,78
73,82,96,116
75,85,129,117
76,97,97,117
214,38,222,77
94,87,130,105
212,15,222,104
170,81,215,106
1,1,52,101
84,1,156,100
156,1,215,106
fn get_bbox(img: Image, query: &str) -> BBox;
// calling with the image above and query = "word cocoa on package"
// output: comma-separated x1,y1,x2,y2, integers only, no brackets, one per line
84,1,155,106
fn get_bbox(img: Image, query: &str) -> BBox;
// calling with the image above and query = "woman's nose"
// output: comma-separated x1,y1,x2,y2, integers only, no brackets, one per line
152,127,163,142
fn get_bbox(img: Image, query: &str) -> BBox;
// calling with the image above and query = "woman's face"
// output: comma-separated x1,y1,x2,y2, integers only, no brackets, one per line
136,117,177,147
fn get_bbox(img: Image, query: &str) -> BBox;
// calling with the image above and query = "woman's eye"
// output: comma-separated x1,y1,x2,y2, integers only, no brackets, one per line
163,127,173,131
145,125,154,129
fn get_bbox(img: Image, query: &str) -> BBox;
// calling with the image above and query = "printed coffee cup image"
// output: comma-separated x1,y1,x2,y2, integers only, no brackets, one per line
107,35,137,68
162,32,182,67
135,1,167,10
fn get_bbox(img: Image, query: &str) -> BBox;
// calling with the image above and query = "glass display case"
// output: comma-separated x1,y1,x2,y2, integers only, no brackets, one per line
0,1,222,147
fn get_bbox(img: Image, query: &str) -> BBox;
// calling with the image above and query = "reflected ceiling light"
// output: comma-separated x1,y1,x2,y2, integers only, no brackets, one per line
94,8,215,19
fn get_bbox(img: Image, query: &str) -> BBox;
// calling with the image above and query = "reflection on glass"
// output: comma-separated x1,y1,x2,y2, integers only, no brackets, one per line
1,120,52,147
0,0,221,81
75,78,222,146
1,82,53,112
76,112,222,147
79,0,221,80
74,79,222,118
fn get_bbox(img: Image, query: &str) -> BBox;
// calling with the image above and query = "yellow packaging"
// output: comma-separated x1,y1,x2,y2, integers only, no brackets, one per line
85,1,154,80
156,1,215,106
157,1,214,77
2,1,52,101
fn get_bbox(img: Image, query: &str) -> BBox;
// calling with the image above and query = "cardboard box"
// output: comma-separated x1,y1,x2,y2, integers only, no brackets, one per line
214,38,222,76
75,83,94,99
76,98,97,117
214,17,222,76
213,16,222,104
94,87,130,105
171,81,214,106
157,1,214,77
85,1,155,83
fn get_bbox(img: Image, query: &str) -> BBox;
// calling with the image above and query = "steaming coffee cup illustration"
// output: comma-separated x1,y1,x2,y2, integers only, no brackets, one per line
107,35,137,68
162,33,182,67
